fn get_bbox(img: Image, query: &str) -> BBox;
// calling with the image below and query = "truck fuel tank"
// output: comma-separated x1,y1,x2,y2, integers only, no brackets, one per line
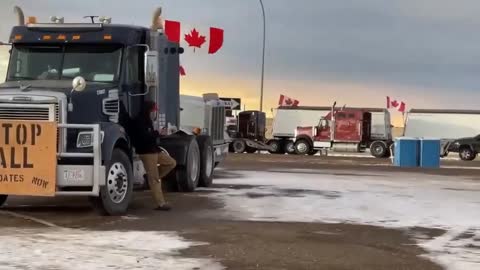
331,143,361,153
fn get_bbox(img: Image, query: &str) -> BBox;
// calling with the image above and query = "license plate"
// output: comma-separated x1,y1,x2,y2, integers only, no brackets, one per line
63,169,85,182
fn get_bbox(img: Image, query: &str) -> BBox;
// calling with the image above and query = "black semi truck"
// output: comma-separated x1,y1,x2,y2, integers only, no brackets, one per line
0,7,228,215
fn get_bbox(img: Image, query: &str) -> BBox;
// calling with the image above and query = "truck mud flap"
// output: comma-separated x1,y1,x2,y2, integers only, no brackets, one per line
157,134,193,167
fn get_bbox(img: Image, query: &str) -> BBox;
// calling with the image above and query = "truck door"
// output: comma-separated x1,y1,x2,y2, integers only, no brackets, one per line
314,118,331,141
123,46,146,118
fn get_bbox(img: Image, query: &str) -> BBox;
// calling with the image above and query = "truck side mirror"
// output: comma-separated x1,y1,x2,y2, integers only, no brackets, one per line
144,50,158,89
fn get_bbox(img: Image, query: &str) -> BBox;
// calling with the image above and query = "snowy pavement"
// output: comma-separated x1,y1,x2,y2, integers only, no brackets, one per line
205,169,480,270
0,227,222,270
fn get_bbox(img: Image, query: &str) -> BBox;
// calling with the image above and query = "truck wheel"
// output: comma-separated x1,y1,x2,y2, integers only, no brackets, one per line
177,138,201,192
370,141,388,158
295,139,311,155
267,139,283,154
197,136,215,187
284,140,296,154
459,146,476,161
90,149,133,216
232,139,246,153
0,195,8,207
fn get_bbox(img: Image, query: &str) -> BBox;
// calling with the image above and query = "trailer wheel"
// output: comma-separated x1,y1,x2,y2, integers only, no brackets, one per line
459,146,476,161
90,148,133,216
370,141,388,158
284,140,296,154
197,136,215,187
177,138,201,192
267,139,283,154
232,139,246,153
295,139,311,155
0,195,7,207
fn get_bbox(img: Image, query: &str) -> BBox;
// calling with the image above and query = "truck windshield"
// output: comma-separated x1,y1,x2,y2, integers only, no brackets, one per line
7,44,122,83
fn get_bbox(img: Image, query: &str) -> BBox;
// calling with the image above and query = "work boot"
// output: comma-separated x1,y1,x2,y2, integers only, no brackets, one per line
155,204,171,211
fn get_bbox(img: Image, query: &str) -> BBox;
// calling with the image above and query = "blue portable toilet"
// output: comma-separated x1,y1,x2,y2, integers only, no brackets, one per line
419,138,441,168
394,137,419,167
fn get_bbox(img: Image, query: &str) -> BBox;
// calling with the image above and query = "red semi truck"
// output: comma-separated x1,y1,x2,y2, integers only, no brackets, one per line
293,108,393,157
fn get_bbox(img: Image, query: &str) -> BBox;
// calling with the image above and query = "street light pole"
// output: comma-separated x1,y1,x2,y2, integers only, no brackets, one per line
259,0,266,112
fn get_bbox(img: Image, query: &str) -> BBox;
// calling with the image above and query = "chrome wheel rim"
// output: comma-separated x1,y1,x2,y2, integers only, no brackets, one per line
461,150,471,159
297,142,308,153
190,146,200,184
107,162,128,204
286,142,295,153
205,146,213,178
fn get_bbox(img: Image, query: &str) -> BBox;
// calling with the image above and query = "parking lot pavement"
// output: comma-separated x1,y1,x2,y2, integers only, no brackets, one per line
1,153,478,269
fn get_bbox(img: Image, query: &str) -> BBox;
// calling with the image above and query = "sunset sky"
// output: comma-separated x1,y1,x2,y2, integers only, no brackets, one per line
1,0,480,126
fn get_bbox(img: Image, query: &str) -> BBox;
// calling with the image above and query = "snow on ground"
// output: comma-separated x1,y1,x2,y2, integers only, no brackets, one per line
206,169,480,270
0,228,223,270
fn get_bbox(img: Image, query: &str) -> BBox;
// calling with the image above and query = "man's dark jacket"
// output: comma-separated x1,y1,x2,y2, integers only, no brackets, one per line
120,104,159,155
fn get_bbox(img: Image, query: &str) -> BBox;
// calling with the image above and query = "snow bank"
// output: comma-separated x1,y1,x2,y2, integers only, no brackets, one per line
205,169,480,270
0,228,223,270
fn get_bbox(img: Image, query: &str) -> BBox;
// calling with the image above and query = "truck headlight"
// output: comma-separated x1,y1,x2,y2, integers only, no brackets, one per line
76,131,104,148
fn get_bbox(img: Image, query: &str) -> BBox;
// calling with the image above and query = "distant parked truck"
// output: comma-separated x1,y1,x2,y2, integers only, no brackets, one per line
269,106,393,158
293,108,393,157
404,109,480,160
227,111,273,153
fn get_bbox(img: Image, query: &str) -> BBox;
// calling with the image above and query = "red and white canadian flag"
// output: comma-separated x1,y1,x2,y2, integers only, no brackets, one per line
164,20,224,77
279,94,299,107
164,20,224,54
386,96,406,113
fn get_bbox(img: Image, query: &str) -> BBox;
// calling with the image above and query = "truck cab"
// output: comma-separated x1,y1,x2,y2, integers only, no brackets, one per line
0,7,228,215
294,109,386,156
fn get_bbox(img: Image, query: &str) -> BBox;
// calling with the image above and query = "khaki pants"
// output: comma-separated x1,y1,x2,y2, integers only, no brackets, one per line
140,152,177,206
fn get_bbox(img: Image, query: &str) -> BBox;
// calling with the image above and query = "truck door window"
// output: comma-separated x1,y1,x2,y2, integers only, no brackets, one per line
125,46,142,91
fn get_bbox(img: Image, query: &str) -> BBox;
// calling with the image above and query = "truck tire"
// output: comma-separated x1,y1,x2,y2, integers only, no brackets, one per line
197,136,215,187
232,139,246,153
267,139,284,154
370,141,388,158
0,195,7,207
459,146,476,161
90,148,133,216
177,138,201,192
284,140,296,154
295,139,311,155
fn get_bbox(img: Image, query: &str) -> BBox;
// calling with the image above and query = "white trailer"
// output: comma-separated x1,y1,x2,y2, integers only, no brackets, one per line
404,109,480,157
269,106,392,157
404,109,480,139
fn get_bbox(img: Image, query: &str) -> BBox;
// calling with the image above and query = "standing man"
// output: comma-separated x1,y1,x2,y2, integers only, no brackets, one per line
125,101,176,211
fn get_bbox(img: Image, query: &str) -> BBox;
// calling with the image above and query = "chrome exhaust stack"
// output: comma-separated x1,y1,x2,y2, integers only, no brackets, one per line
14,6,25,26
151,7,164,31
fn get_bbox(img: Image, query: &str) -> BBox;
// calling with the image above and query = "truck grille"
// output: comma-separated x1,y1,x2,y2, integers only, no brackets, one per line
0,107,51,120
210,106,226,142
0,103,62,151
